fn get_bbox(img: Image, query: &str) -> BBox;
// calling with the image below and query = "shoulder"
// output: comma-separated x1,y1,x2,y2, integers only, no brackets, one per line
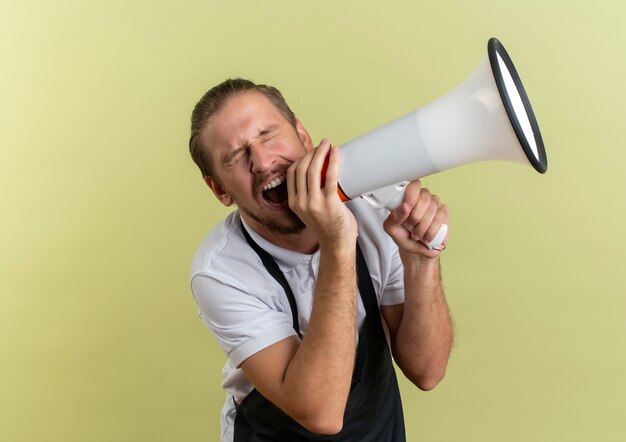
190,211,263,288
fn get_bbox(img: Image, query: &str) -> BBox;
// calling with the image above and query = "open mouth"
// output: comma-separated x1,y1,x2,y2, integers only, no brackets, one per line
261,174,288,206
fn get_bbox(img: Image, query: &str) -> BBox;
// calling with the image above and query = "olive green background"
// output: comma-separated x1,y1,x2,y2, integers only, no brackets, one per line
2,1,625,441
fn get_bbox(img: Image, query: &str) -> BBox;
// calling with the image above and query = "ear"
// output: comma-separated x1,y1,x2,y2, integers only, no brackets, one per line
204,176,234,207
295,119,314,151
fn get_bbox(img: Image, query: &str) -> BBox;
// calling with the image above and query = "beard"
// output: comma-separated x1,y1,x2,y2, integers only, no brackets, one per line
241,204,306,235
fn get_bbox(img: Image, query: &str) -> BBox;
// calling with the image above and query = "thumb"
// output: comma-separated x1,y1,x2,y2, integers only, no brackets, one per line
384,202,411,229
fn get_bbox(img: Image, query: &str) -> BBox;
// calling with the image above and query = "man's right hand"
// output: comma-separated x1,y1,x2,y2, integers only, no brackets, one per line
286,138,357,250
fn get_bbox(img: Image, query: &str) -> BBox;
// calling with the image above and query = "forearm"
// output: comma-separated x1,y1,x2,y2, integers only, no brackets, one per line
393,253,453,390
264,140,359,433
282,242,357,431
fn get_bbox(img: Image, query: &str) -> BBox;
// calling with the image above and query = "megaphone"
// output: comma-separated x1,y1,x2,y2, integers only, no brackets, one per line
332,38,547,249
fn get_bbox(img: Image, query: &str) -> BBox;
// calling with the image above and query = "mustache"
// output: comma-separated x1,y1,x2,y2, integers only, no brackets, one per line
254,164,291,192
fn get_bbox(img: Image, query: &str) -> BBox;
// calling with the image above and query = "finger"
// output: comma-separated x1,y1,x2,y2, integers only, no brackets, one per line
403,189,431,232
402,179,421,207
286,157,298,198
384,200,412,230
307,139,331,194
388,180,421,226
414,195,440,239
426,223,449,251
422,205,450,245
294,149,316,196
321,145,340,197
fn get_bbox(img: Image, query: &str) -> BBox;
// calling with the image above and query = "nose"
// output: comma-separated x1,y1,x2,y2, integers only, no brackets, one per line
249,143,276,174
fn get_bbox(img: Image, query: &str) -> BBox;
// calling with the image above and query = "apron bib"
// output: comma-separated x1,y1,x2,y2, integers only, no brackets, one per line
235,223,405,441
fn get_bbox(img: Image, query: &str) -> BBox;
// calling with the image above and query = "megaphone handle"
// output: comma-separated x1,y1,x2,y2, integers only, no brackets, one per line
362,182,447,250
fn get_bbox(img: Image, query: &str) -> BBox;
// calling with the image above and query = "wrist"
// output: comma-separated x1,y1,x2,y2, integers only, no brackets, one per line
400,250,440,272
319,236,357,258
401,253,443,297
317,221,358,255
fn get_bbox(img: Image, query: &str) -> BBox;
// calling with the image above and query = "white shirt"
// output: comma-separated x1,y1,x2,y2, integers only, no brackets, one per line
190,198,405,441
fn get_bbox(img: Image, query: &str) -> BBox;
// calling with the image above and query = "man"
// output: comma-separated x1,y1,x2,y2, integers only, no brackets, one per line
189,78,453,441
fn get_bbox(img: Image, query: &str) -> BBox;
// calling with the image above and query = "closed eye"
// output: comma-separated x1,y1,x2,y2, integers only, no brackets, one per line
261,134,277,143
223,144,250,169
259,125,280,142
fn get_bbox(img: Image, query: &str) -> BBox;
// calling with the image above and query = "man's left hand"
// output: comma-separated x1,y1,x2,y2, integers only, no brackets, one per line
383,179,450,260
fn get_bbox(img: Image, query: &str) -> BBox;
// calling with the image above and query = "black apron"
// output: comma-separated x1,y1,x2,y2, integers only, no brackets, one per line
235,223,405,441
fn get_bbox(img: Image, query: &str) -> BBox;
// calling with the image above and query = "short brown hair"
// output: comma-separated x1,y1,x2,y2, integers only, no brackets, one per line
188,78,297,177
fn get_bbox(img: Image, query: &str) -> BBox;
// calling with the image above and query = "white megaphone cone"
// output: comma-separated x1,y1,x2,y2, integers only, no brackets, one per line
331,38,547,249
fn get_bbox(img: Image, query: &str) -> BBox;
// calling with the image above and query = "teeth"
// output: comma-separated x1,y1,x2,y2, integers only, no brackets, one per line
262,175,285,191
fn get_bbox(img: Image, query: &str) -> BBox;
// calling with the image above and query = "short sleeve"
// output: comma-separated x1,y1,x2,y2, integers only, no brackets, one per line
191,273,298,368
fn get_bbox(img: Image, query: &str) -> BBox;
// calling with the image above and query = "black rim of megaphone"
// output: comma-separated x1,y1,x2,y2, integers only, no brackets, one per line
488,38,547,173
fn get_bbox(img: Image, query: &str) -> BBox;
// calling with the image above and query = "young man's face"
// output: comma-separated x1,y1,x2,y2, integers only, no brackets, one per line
200,91,314,235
